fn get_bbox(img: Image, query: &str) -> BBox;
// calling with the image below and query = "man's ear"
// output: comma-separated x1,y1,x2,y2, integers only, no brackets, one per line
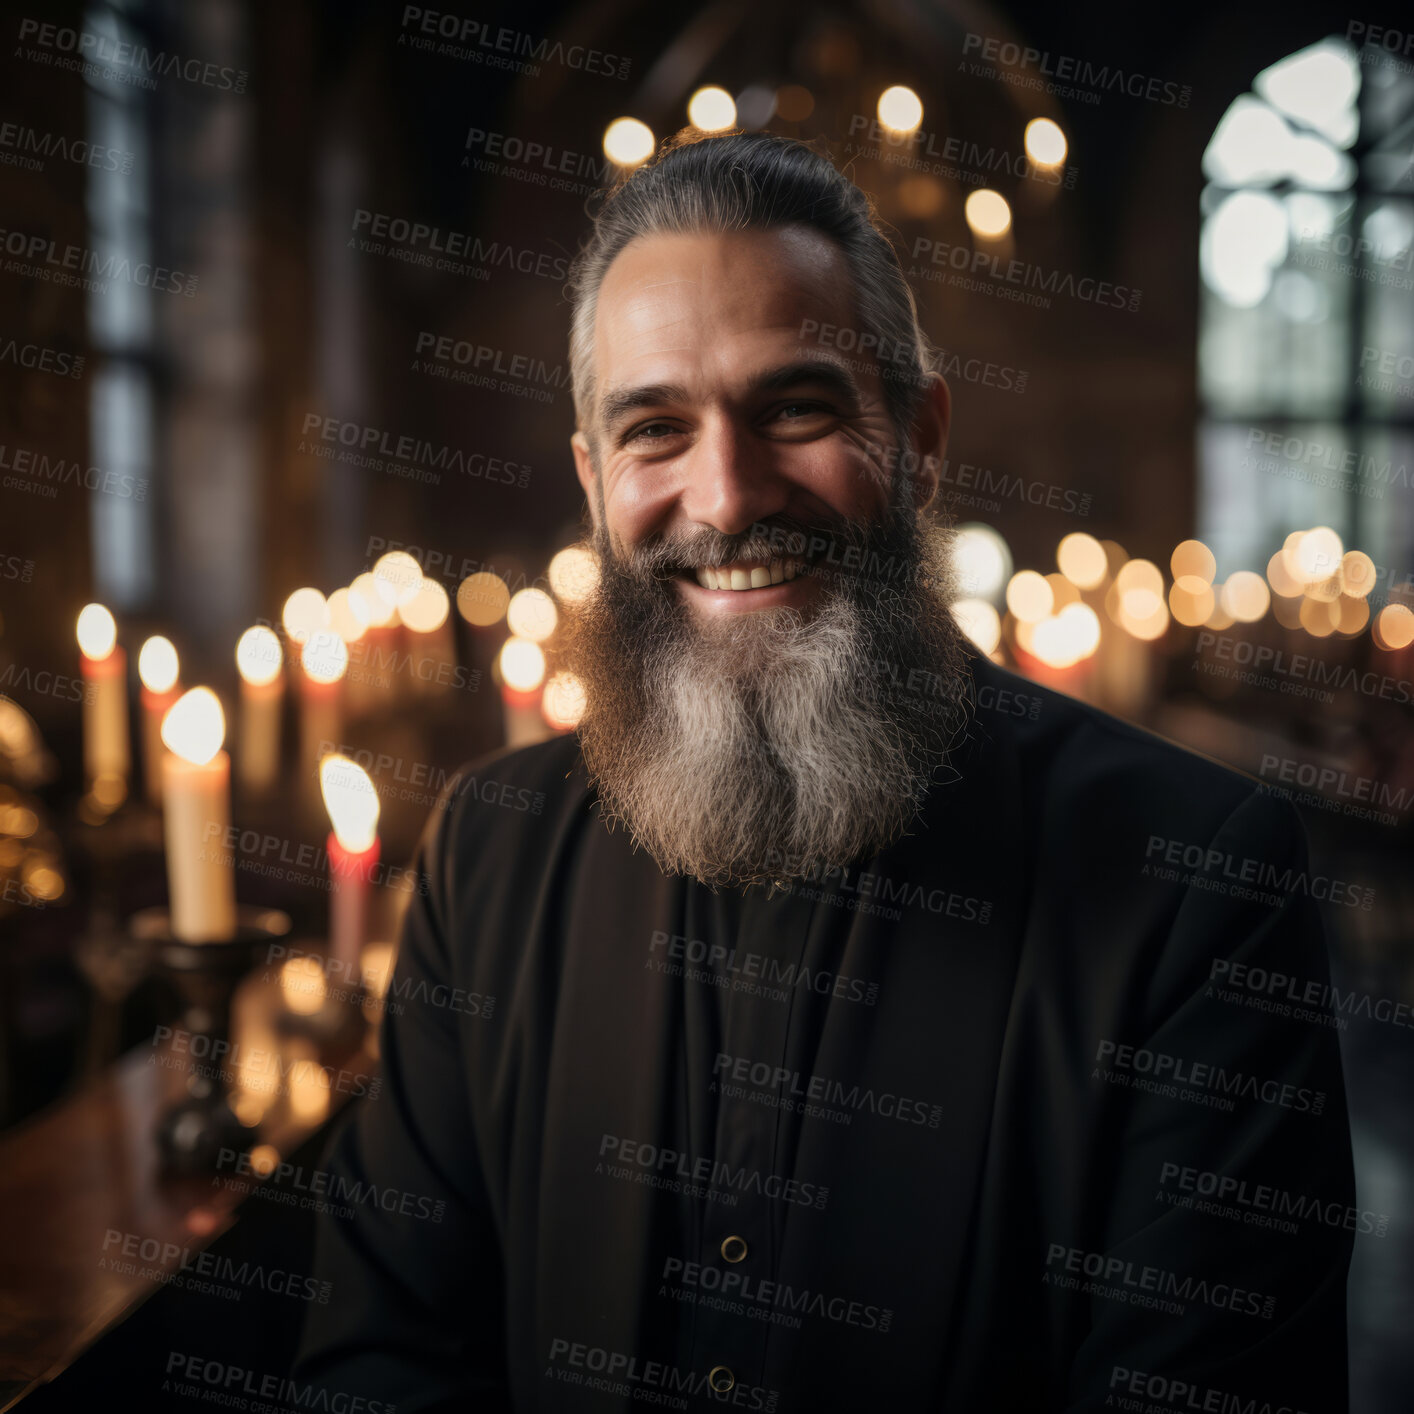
908,371,951,513
571,430,599,527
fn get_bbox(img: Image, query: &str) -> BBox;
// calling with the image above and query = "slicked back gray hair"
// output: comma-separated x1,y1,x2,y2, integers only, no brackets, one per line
566,131,937,463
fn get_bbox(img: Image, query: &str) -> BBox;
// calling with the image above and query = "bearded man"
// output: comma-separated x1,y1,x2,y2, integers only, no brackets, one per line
295,133,1354,1413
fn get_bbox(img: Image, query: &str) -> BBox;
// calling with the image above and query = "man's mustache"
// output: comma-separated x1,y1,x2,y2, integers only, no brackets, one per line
609,512,881,580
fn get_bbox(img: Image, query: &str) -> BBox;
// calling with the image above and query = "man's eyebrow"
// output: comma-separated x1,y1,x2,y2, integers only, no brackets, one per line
598,359,863,434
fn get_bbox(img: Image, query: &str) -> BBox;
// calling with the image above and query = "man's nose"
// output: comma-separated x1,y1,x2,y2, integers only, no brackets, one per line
675,417,792,536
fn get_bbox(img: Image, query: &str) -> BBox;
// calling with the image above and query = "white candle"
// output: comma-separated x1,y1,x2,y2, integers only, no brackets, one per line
498,636,549,747
160,687,237,943
235,626,284,796
299,631,347,790
320,753,381,974
137,636,181,806
76,603,130,789
399,578,453,696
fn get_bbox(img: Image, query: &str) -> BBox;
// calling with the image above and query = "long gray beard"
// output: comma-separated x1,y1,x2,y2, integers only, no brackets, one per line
560,509,972,889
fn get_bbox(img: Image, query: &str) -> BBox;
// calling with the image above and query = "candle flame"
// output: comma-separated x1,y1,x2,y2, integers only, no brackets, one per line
138,636,180,693
507,588,557,643
399,578,450,633
320,752,380,852
236,626,283,686
372,551,424,608
161,687,226,765
350,572,397,628
301,631,349,685
499,636,546,693
281,587,329,644
76,603,117,660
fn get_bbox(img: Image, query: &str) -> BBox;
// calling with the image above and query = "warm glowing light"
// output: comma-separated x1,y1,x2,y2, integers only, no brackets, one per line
1271,593,1304,630
603,117,654,166
952,524,1011,600
1056,533,1107,589
320,753,380,852
1300,596,1340,637
542,671,587,730
76,604,117,660
161,687,225,765
965,189,1012,239
1115,559,1163,597
236,627,283,687
1031,602,1101,668
281,588,329,644
951,598,1002,655
360,941,396,1005
1044,573,1080,611
1121,587,1162,620
287,1057,330,1124
1169,576,1216,627
138,636,179,693
548,545,600,604
1374,603,1414,650
1335,596,1369,636
350,572,397,628
1291,526,1343,585
499,637,546,693
688,86,736,131
507,588,558,642
1340,550,1376,599
399,578,450,633
457,572,511,627
326,587,370,643
1024,117,1067,165
1006,571,1054,624
280,956,327,1016
876,85,923,134
247,1145,280,1177
1221,571,1271,623
1170,540,1216,583
1205,587,1237,631
372,551,423,608
1266,550,1302,599
301,632,349,685
1121,597,1171,641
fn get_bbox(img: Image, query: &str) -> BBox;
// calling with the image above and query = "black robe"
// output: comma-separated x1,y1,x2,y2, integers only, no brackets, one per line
294,655,1355,1413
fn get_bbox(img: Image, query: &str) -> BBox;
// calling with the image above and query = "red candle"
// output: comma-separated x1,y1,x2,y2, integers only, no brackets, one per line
320,753,381,973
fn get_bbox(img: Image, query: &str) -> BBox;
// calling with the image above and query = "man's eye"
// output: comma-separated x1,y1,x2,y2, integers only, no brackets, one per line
625,421,678,444
773,401,833,424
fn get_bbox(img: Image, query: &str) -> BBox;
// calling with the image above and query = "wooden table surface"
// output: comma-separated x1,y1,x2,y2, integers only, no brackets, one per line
0,968,378,1410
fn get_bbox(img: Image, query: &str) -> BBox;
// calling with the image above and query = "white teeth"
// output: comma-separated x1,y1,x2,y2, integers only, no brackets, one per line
691,560,803,591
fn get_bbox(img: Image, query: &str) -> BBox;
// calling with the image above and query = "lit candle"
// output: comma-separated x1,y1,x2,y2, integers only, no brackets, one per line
349,570,400,709
160,687,237,943
498,636,548,747
320,753,380,973
137,636,181,806
299,631,348,787
76,603,130,793
235,626,284,797
541,670,586,733
399,577,453,695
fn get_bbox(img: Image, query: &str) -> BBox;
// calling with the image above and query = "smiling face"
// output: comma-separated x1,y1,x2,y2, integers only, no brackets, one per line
571,225,950,615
